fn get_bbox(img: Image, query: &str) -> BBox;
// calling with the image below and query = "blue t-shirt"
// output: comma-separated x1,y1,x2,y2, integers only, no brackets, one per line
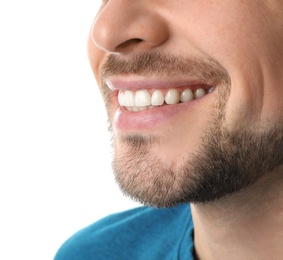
54,204,194,259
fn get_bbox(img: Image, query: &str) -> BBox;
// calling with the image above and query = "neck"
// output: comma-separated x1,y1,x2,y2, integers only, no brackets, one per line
191,169,283,260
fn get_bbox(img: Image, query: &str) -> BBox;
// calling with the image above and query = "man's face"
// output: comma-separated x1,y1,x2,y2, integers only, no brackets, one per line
88,1,283,206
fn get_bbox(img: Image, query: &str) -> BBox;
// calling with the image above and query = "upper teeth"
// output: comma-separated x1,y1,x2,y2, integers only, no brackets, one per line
118,87,215,111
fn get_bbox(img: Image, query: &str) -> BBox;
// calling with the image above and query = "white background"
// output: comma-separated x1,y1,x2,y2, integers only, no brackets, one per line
0,1,139,259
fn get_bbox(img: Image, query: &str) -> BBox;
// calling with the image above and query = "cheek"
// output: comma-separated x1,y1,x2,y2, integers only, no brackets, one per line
225,85,259,128
259,86,283,122
185,4,282,127
223,57,283,128
178,2,274,72
223,77,278,130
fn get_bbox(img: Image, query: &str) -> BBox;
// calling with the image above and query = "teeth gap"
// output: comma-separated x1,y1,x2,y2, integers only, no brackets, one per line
120,87,215,112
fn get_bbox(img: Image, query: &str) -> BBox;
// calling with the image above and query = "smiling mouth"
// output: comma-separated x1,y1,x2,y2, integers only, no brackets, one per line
118,86,216,112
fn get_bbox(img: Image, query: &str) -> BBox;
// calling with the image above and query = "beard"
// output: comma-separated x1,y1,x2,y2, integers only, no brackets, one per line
101,52,283,207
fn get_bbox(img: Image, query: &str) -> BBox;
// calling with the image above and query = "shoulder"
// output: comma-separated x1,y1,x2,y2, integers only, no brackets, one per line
54,204,194,260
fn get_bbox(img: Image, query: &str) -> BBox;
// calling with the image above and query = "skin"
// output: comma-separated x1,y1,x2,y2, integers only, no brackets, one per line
88,0,283,259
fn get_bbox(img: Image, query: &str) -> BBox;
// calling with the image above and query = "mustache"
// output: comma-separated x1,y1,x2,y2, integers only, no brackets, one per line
101,51,230,84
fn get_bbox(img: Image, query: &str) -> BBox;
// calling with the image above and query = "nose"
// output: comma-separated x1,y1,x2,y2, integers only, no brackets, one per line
91,0,169,54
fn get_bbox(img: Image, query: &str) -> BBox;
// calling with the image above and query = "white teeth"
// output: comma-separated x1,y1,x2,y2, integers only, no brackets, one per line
135,90,151,106
180,89,194,103
123,90,135,106
194,88,206,99
165,89,180,105
151,90,165,106
118,87,214,112
118,91,125,106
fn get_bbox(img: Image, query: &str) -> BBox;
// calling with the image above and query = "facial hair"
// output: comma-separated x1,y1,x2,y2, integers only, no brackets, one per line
100,52,283,207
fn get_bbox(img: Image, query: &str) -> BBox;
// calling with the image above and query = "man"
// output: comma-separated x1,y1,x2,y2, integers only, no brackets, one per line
55,1,283,259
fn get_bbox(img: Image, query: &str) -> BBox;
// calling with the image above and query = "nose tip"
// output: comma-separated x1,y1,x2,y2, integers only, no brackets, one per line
91,1,169,54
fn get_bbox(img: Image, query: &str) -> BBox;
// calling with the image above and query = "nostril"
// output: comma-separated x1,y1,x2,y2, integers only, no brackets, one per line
116,38,143,51
132,38,143,43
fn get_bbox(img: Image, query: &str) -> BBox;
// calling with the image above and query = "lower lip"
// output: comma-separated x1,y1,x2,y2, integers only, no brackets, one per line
114,94,211,131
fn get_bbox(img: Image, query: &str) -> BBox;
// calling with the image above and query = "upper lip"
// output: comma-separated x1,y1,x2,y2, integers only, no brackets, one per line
105,76,213,92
